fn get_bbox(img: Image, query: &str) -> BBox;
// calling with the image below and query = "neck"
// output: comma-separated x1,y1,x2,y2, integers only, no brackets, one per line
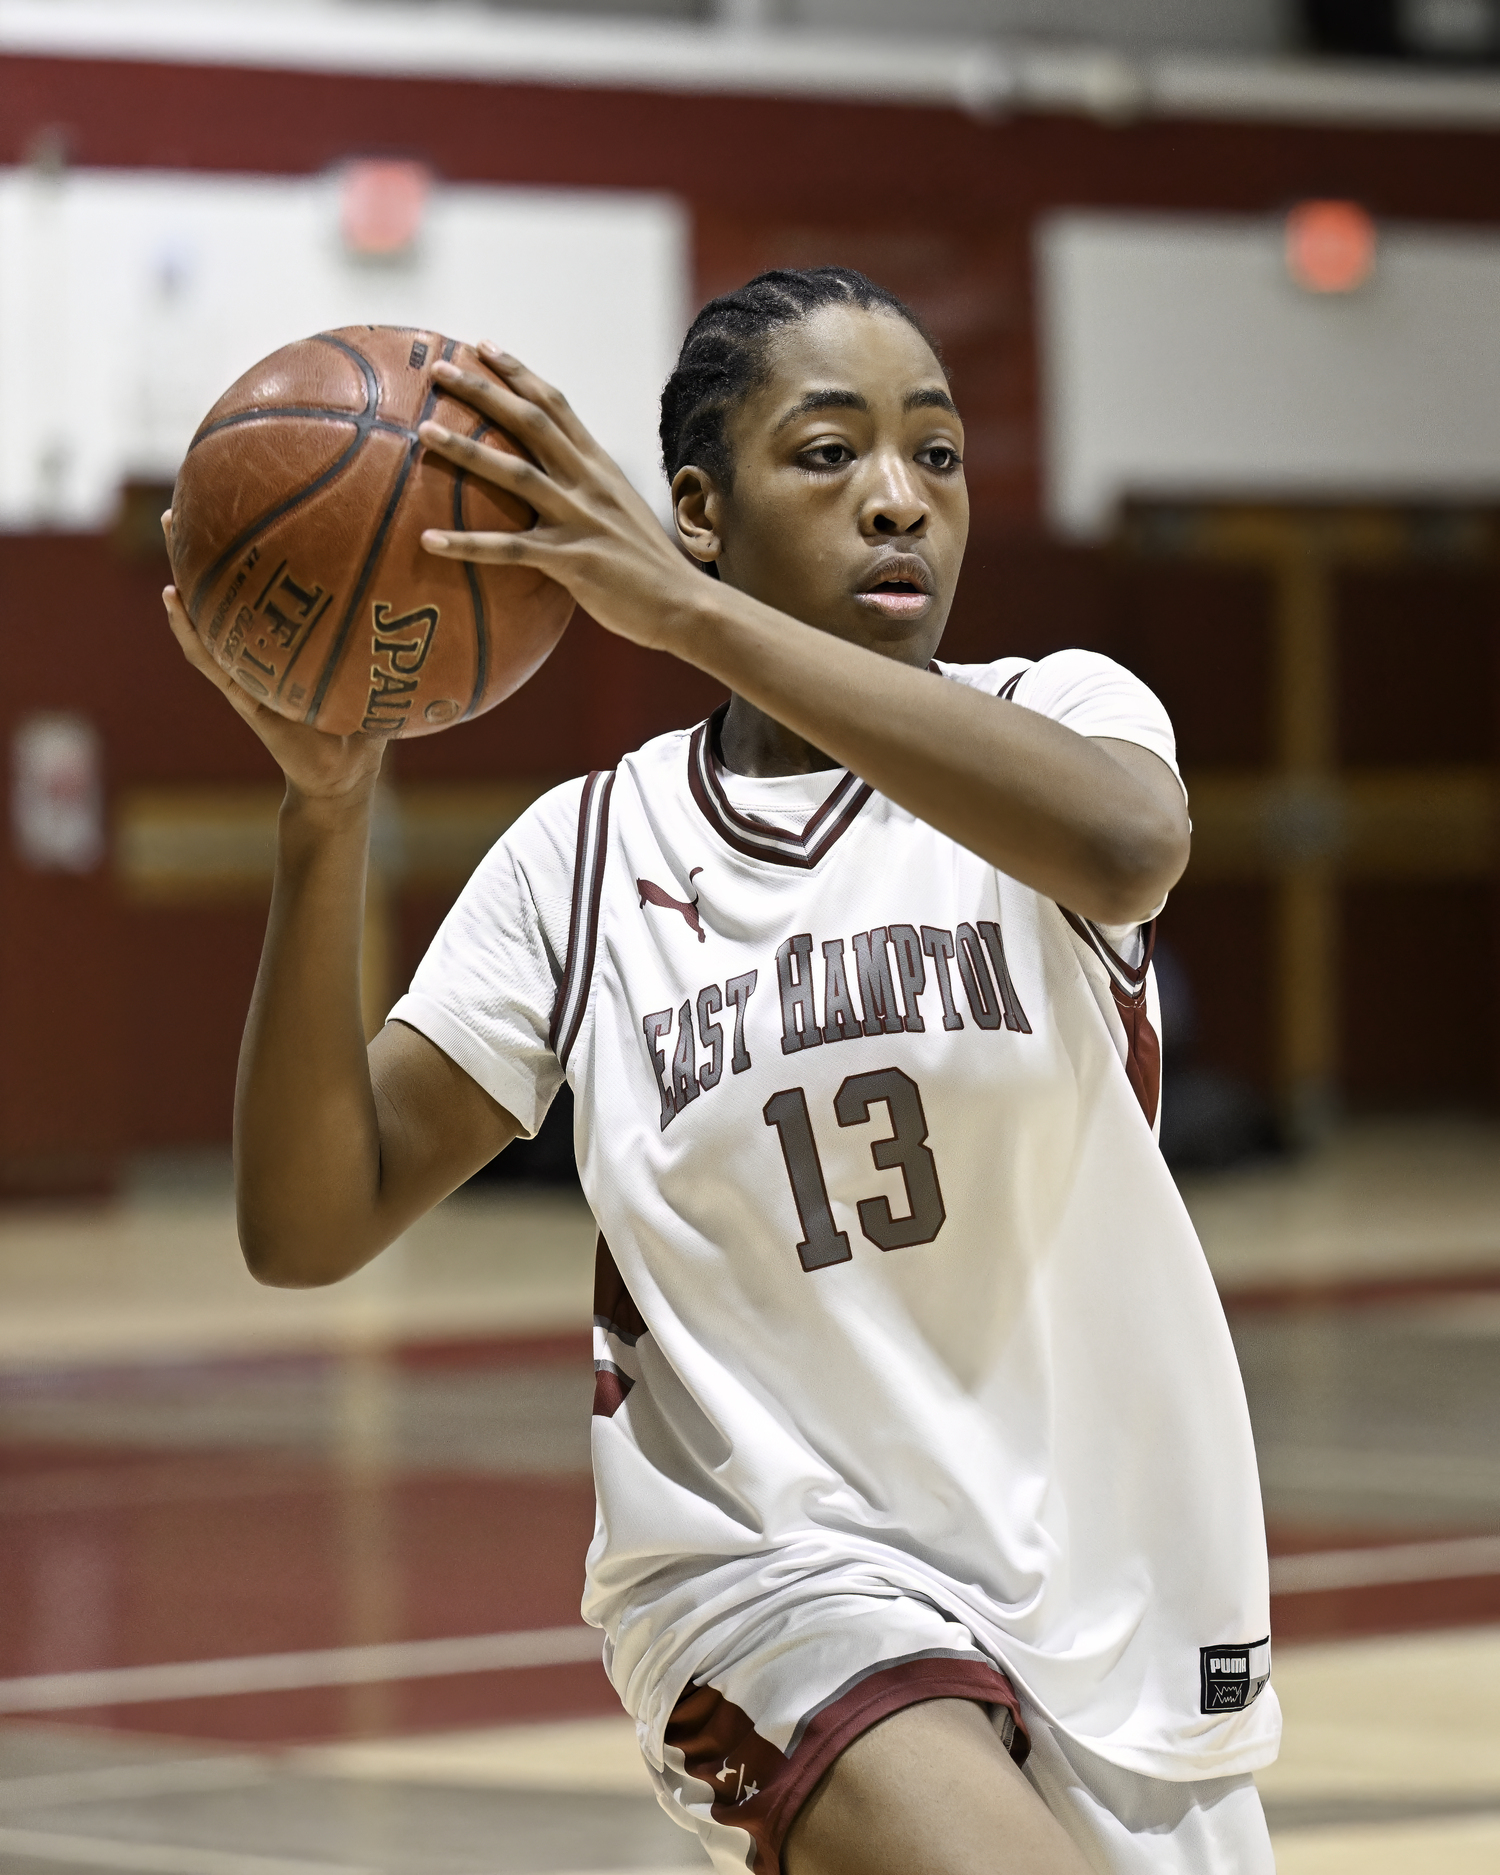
718,695,839,778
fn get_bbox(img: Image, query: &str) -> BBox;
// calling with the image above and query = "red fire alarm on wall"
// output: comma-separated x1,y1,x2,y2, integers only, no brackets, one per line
340,160,432,258
1285,199,1378,294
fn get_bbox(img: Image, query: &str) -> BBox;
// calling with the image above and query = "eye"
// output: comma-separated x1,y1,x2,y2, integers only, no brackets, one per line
918,444,962,473
800,442,855,472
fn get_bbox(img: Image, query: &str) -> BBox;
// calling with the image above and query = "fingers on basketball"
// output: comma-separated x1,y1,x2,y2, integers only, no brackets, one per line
477,345,594,453
425,383,580,496
422,528,538,566
424,425,555,506
163,588,271,723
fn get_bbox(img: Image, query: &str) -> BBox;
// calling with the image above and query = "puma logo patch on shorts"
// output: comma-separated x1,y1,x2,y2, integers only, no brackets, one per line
1200,1638,1271,1712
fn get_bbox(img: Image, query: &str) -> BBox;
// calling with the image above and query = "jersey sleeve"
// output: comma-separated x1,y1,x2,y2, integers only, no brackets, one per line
936,649,1184,938
386,777,585,1138
937,649,1182,794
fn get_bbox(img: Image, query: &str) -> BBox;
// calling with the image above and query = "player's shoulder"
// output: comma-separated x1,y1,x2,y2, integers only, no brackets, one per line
935,647,1146,698
497,775,589,858
620,719,702,775
931,653,1032,697
495,721,702,874
461,776,591,909
937,648,1170,730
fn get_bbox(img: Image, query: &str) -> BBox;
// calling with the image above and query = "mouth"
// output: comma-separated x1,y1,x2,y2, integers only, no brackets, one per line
854,555,934,617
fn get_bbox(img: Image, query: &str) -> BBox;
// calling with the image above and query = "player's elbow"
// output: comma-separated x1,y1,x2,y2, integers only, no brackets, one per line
1085,814,1191,927
239,1218,361,1289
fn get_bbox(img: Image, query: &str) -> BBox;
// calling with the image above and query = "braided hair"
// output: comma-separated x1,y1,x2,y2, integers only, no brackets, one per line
659,266,942,494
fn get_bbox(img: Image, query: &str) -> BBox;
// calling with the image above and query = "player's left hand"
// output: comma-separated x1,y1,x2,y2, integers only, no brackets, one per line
417,347,702,653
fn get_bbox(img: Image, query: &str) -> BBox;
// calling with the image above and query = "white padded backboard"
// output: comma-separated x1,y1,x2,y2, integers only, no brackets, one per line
1039,210,1500,535
0,167,688,527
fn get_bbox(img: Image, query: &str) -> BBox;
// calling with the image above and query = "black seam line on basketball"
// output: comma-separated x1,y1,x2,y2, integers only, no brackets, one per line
273,591,335,702
186,407,370,452
300,339,444,722
250,560,288,614
459,414,493,722
304,350,446,726
186,332,379,457
185,337,380,617
186,433,367,618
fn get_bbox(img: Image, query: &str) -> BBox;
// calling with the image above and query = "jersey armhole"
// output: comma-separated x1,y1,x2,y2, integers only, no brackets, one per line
547,768,616,1070
1059,909,1162,1129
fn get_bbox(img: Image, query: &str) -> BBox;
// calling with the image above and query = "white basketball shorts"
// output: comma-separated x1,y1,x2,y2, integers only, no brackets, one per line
641,1590,1274,1875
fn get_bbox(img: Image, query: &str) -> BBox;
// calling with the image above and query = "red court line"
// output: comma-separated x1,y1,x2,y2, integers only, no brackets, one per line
0,1330,592,1400
1,1454,597,1675
1273,1571,1500,1643
12,1659,620,1746
1267,1525,1500,1642
393,1330,591,1372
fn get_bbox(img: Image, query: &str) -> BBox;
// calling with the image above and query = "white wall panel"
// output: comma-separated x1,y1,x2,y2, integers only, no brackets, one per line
1039,211,1500,535
798,0,1287,52
0,167,688,528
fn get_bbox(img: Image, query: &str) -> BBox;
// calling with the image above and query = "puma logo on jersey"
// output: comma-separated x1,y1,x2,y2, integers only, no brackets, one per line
638,868,706,942
716,1759,759,1803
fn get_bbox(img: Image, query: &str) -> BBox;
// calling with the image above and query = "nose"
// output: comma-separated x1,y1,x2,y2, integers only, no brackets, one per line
860,451,928,538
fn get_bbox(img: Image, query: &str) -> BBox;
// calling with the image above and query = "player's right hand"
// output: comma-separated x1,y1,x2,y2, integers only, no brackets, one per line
162,514,387,808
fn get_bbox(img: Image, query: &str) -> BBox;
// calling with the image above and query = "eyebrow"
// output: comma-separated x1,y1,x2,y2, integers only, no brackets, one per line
774,389,868,431
905,387,959,417
773,385,959,431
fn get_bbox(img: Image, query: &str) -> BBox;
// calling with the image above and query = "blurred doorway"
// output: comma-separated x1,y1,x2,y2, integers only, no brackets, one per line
1126,500,1500,1141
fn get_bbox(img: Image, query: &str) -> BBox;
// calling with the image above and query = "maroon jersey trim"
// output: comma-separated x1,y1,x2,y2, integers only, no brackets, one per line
548,768,615,1069
687,707,872,870
666,1651,1027,1875
1060,908,1162,1127
593,1233,646,1418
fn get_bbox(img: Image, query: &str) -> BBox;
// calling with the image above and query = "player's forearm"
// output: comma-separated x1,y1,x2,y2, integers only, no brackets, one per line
666,586,1188,924
233,788,390,1286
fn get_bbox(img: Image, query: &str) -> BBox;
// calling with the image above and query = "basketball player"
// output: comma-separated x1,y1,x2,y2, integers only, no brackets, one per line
162,268,1278,1874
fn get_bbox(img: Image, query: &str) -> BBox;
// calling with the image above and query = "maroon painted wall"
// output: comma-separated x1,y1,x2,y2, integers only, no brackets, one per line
10,49,1500,540
3,53,1499,1182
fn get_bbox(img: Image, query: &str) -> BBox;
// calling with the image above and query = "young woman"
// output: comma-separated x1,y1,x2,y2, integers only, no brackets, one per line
163,268,1278,1875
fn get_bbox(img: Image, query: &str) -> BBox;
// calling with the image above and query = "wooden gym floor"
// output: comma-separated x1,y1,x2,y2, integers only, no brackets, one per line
1,1120,1498,1873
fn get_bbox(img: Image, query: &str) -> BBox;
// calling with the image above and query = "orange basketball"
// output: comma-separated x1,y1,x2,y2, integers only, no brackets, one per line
169,326,574,737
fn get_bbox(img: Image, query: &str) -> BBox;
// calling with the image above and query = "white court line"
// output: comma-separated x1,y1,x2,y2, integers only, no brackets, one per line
0,1825,380,1875
0,1834,691,1875
0,1758,270,1812
0,1628,603,1715
1271,1535,1500,1595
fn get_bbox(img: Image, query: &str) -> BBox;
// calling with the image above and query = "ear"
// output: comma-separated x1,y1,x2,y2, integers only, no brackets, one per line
671,465,723,570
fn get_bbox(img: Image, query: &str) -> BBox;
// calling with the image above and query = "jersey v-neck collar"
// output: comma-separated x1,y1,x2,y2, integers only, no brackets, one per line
687,704,873,870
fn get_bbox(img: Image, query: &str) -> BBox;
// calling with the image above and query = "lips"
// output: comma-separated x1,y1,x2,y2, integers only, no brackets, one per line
855,553,933,617
857,553,932,598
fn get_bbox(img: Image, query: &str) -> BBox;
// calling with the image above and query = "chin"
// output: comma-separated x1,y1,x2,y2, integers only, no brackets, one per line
862,619,945,665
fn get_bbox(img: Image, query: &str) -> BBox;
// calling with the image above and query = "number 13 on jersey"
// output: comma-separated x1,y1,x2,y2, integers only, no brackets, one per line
763,1069,945,1272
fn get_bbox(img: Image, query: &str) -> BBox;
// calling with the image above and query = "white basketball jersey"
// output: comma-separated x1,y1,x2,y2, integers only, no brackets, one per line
392,651,1279,1784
